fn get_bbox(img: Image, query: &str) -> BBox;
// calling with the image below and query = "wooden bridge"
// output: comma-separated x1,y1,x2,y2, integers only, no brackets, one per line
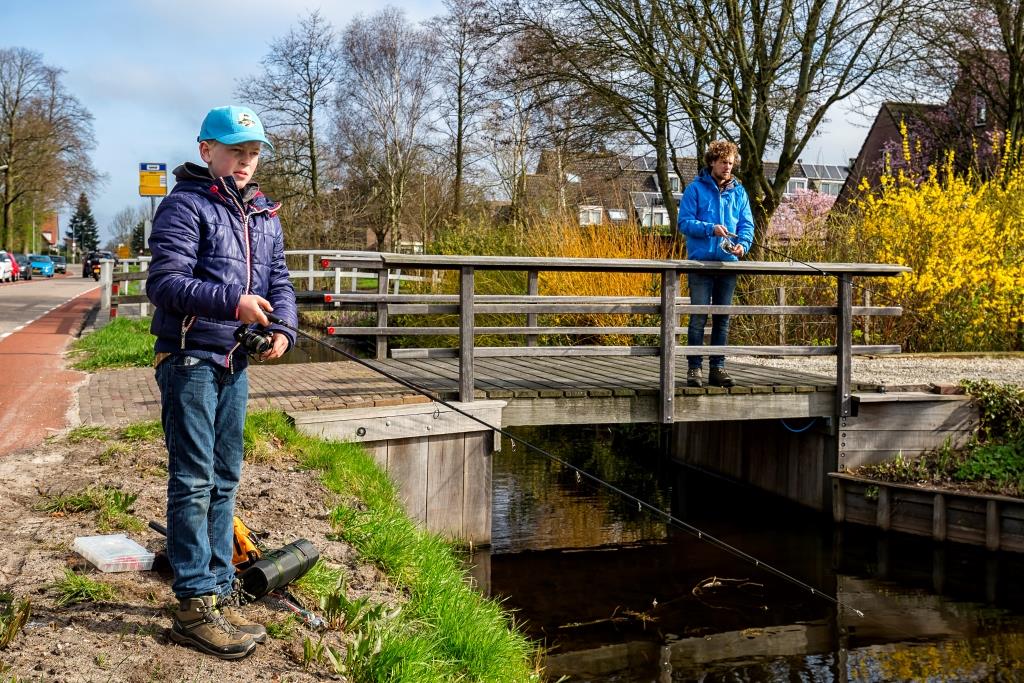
303,251,908,423
107,250,982,544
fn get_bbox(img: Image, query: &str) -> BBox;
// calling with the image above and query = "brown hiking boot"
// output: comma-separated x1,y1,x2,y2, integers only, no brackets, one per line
686,368,703,388
221,603,268,644
709,367,735,388
169,595,256,660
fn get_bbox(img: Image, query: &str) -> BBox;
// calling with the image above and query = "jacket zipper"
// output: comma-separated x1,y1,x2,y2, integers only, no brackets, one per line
219,181,258,373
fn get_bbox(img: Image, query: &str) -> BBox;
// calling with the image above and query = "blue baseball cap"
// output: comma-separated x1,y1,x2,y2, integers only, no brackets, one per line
197,105,273,150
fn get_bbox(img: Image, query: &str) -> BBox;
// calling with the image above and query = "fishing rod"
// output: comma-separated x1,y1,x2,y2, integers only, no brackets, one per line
265,312,865,618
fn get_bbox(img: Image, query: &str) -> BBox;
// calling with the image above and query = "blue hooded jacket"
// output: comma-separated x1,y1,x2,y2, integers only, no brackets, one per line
677,168,755,261
147,162,297,371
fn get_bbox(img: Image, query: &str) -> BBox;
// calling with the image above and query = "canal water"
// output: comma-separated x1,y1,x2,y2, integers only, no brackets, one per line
472,425,1024,682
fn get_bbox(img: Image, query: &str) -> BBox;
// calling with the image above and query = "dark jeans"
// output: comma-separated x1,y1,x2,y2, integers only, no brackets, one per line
156,355,248,600
687,272,738,370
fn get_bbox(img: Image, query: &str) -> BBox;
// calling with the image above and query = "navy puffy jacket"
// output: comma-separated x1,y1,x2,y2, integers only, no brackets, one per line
147,163,297,369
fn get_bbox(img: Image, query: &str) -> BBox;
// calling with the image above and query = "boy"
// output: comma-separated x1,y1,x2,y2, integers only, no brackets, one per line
677,140,755,388
147,105,297,660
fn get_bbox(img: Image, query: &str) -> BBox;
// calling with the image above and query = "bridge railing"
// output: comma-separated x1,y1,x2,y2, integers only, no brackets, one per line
314,252,910,423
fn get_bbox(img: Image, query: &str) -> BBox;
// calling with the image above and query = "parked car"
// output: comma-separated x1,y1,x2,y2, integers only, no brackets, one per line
0,251,13,282
82,250,115,278
29,254,54,278
6,251,20,281
14,253,31,280
51,255,67,274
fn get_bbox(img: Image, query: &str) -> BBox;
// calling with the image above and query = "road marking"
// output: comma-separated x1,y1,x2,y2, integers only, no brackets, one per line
0,286,100,341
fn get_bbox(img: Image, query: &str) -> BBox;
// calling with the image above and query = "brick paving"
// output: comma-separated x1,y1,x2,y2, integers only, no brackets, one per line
77,360,430,428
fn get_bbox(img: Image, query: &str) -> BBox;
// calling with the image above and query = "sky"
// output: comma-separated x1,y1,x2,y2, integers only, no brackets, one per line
6,0,873,245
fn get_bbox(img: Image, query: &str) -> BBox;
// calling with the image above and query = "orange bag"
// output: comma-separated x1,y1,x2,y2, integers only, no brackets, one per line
231,516,262,569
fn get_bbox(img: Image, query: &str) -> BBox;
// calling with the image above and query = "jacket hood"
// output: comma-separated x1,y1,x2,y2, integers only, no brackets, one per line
697,167,739,192
172,162,267,206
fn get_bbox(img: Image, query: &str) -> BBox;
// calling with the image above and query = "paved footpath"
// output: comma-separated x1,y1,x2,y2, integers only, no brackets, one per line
78,360,429,428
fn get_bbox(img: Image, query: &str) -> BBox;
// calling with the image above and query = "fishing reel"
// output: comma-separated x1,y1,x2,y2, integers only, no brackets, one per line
234,324,274,356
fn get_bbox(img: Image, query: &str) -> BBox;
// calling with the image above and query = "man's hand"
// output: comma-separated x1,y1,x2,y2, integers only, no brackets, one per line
237,294,272,326
729,243,745,257
712,224,730,237
258,332,290,362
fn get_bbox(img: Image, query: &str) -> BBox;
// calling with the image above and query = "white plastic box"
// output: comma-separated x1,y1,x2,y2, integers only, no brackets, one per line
72,534,155,573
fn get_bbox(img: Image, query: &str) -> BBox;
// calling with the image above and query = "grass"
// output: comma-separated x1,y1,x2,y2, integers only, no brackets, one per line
119,420,163,442
65,425,111,443
50,569,118,607
71,317,154,370
244,411,540,682
36,484,143,533
0,593,31,649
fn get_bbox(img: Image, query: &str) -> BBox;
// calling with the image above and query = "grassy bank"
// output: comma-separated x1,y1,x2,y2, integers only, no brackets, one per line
71,317,154,370
245,412,541,681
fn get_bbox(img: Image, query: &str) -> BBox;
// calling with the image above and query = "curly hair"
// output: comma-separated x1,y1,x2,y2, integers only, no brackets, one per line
704,140,740,168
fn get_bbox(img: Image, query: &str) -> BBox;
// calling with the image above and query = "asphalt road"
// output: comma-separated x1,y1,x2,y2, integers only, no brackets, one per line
0,274,100,457
0,273,100,340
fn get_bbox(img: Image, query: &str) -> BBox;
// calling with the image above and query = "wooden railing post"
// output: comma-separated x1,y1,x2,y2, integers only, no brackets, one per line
836,275,853,418
459,266,475,402
862,288,871,346
307,253,315,291
394,268,402,295
777,286,786,346
526,269,539,347
99,261,113,311
660,269,679,423
376,268,390,360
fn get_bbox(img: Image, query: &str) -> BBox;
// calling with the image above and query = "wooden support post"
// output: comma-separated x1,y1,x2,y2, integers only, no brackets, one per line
334,267,341,295
986,500,1000,551
459,266,475,403
376,268,389,360
307,253,315,291
933,493,947,542
836,275,853,418
876,486,891,531
660,269,678,423
526,269,539,347
351,267,357,292
394,268,401,295
832,478,846,523
777,286,786,346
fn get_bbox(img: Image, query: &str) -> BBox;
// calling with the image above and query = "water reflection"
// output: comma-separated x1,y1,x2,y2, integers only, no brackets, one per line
475,425,1024,682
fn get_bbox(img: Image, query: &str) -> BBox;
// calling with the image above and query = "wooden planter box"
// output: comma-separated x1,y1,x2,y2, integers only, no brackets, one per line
830,473,1024,553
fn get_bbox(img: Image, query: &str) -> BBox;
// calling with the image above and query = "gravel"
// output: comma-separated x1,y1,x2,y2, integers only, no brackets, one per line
740,354,1024,390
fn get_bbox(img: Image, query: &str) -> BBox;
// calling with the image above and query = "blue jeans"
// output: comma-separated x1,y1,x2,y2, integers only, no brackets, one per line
156,355,248,600
687,272,738,370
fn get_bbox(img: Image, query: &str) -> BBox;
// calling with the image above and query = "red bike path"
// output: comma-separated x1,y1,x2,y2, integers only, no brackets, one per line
0,288,99,458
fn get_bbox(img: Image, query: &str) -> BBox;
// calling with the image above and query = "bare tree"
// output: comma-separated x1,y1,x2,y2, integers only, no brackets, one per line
430,0,499,224
108,204,148,251
1,48,99,251
492,0,711,227
237,11,341,201
336,8,440,250
659,0,923,246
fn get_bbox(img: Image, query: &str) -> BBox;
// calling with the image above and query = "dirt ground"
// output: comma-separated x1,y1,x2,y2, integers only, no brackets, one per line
0,431,397,682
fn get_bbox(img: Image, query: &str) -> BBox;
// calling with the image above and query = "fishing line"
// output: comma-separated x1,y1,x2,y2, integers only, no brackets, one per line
267,313,866,618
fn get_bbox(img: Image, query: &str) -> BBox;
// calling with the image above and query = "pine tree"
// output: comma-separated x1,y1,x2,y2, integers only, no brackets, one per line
67,193,99,255
130,220,146,255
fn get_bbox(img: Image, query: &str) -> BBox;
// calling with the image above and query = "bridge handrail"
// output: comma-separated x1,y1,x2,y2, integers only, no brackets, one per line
309,250,911,423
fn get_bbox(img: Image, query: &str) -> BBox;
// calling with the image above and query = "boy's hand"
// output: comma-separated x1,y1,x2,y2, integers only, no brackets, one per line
237,294,273,326
259,332,290,362
712,224,730,237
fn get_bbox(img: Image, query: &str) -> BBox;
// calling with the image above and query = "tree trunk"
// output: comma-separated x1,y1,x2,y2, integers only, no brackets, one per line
652,75,676,230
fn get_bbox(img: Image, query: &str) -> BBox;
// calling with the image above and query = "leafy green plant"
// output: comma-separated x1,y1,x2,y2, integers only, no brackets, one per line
0,593,31,649
50,569,117,606
302,635,326,669
265,614,298,640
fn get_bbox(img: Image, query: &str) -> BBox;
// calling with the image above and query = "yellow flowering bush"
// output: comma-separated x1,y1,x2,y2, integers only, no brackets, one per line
854,140,1024,351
